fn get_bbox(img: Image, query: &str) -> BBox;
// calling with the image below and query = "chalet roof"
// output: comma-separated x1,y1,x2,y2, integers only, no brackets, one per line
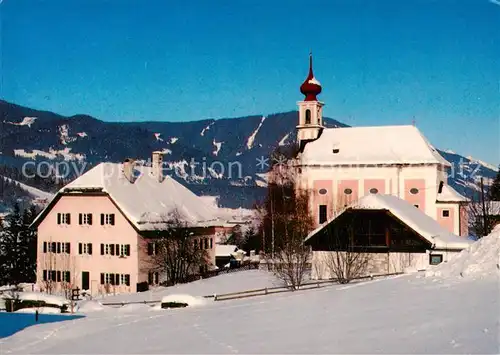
300,125,451,166
33,163,222,230
305,194,472,250
437,184,467,203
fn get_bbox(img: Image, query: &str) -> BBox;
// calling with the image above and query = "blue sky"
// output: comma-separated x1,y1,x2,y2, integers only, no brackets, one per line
1,0,499,165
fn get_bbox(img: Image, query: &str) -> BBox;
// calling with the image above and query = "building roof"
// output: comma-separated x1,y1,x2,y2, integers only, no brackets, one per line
215,244,239,257
33,163,223,230
300,125,451,166
437,184,468,203
305,194,472,250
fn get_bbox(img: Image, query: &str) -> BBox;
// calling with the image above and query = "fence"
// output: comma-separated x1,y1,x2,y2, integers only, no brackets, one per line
100,272,403,307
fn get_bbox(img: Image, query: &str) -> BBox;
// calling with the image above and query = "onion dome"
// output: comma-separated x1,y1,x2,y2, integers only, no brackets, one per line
300,53,322,101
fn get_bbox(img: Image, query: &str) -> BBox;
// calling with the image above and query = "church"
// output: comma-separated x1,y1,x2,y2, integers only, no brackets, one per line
295,54,468,236
294,55,471,275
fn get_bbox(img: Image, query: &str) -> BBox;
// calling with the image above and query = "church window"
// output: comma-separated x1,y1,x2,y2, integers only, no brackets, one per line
305,109,311,124
442,210,450,217
369,188,378,194
319,188,327,195
344,188,352,195
410,188,419,195
319,205,327,224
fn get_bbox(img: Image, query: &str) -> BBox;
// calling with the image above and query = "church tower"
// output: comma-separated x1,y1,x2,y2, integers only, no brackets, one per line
297,53,324,146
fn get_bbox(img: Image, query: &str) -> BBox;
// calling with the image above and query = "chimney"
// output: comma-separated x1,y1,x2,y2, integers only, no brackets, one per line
123,158,135,182
152,151,164,182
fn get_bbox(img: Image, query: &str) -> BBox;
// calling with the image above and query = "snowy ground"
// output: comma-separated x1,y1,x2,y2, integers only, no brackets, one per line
98,270,281,304
1,230,499,354
1,273,498,354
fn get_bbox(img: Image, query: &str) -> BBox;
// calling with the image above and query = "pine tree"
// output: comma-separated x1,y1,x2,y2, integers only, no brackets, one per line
489,165,500,201
0,203,38,286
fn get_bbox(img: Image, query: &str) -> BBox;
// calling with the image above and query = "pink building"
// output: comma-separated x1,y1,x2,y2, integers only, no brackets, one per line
295,54,468,237
32,152,226,296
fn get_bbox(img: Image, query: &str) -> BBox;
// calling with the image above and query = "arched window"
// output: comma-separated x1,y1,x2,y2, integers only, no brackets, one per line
305,109,311,124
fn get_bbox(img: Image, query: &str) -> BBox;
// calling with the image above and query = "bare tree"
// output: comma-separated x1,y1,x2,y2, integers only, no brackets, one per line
258,146,314,290
321,221,371,284
144,210,209,286
319,196,373,283
467,176,500,237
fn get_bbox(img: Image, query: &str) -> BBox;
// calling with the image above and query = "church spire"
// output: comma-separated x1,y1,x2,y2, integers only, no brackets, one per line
300,52,322,101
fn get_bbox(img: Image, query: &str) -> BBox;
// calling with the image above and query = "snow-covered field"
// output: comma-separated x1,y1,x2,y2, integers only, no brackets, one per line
1,229,499,354
98,270,280,304
1,273,498,354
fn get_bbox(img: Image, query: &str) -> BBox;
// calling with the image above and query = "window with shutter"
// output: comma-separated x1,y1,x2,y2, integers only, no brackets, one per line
210,238,213,249
65,271,70,282
66,213,71,224
88,243,92,255
52,242,56,253
148,272,153,285
100,273,105,284
79,243,83,254
125,244,130,256
79,213,83,225
110,214,115,225
66,242,70,254
115,274,120,285
100,214,105,225
116,244,120,256
57,213,61,224
43,242,47,253
43,270,47,281
88,213,93,225
125,274,130,286
57,271,61,282
101,243,104,255
204,238,208,249
110,244,115,256
56,242,61,254
51,270,56,281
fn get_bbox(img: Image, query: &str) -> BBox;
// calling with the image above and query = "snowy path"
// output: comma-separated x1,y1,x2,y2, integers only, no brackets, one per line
1,274,498,354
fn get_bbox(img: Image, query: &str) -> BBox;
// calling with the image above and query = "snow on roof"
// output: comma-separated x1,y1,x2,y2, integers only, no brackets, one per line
216,244,239,257
305,194,472,250
48,163,222,230
301,125,451,166
437,184,467,202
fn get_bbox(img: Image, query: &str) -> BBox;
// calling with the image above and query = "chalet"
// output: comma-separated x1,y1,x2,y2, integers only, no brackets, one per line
305,194,473,278
32,152,231,296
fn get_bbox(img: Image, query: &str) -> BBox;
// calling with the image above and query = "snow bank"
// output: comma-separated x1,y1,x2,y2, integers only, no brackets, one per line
160,294,207,307
118,303,152,312
425,225,500,279
15,307,61,314
16,292,70,307
76,300,106,313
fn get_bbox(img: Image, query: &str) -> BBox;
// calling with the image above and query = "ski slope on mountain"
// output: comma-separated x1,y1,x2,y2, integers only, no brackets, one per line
0,176,54,201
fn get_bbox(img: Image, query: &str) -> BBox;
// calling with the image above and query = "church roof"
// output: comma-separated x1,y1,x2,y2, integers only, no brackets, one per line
300,125,450,166
305,194,472,250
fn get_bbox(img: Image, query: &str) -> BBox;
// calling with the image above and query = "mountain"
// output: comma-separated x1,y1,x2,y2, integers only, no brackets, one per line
0,100,497,209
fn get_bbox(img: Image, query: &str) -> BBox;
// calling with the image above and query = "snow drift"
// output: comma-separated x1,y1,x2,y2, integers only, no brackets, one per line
425,225,500,279
76,300,106,313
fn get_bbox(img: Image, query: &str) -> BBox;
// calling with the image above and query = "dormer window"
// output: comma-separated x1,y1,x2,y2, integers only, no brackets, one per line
305,109,311,124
